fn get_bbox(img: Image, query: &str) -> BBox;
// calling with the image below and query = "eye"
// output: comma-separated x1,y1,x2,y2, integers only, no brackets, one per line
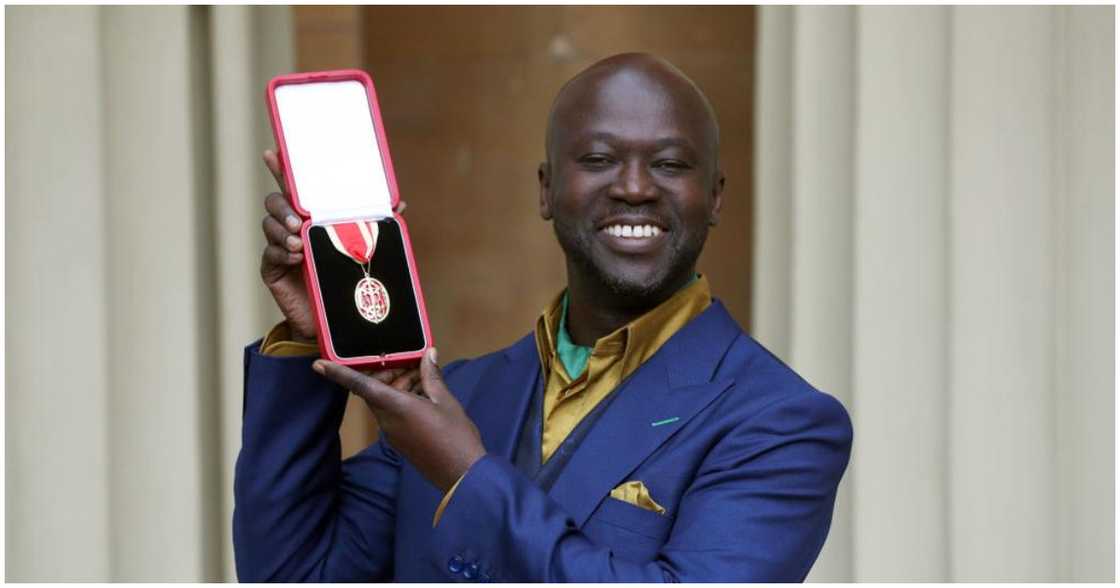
578,153,615,169
654,159,692,174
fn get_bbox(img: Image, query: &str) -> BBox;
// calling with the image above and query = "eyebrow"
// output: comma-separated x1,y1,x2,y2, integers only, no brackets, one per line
581,131,697,152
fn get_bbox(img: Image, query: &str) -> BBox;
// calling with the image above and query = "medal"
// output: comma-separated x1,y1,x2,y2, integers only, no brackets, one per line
325,221,391,324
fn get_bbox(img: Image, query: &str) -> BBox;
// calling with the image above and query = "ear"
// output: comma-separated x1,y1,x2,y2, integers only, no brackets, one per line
538,162,553,220
708,170,725,226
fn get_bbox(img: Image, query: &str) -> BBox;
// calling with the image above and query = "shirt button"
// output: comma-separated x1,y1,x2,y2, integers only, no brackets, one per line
448,555,465,574
464,562,480,579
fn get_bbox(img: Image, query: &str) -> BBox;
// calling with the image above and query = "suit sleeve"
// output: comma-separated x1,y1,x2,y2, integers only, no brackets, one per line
232,340,406,581
430,389,853,582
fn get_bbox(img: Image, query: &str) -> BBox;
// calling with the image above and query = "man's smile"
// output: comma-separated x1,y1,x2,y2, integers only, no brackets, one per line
595,215,670,255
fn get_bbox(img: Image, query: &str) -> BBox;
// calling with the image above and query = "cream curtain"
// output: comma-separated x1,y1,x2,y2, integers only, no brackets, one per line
6,6,293,581
754,6,1114,582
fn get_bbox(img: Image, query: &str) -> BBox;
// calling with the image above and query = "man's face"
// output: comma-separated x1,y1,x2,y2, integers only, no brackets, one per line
540,68,724,302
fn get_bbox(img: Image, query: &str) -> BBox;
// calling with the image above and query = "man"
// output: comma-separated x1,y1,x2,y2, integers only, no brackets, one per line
235,53,852,582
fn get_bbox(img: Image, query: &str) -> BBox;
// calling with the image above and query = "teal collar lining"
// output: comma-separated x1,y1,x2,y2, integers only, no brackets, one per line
556,293,592,380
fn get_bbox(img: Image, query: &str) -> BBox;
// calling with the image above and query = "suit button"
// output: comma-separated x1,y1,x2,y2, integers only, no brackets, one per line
448,555,465,574
464,562,479,579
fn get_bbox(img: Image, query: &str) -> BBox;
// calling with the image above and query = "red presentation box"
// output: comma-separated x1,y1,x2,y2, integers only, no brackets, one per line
266,69,432,368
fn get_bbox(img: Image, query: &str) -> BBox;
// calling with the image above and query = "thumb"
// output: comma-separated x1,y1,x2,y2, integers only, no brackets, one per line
419,347,451,404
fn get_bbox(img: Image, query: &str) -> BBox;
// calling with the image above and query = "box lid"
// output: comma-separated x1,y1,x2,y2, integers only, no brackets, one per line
268,70,400,223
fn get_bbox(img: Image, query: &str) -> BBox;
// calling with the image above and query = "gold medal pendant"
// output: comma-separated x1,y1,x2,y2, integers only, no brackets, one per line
326,220,392,324
355,274,390,324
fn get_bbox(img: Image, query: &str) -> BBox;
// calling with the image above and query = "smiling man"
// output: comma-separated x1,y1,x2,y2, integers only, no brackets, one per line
234,53,852,582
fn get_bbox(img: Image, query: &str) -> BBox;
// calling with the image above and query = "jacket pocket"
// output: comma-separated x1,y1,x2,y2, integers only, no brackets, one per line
588,496,675,543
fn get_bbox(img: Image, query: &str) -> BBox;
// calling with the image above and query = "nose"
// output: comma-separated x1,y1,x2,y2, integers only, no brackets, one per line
608,159,658,204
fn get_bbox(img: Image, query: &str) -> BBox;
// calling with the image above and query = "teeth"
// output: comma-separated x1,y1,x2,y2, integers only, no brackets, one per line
602,224,663,239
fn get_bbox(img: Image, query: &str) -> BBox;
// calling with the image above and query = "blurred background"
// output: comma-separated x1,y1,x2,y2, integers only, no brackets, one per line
5,4,1113,582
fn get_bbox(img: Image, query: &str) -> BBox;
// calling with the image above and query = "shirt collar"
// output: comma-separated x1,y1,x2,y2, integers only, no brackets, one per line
534,274,712,380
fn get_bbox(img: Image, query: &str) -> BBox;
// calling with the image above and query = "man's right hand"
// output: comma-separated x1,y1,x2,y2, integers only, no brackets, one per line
259,149,317,343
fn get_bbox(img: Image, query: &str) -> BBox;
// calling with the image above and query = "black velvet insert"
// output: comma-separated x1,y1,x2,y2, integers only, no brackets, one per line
308,219,426,359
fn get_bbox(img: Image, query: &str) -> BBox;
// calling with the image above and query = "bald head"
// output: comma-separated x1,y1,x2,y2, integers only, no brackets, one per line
545,53,720,170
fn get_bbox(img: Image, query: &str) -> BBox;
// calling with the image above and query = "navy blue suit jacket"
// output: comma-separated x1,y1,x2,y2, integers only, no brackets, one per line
233,301,852,581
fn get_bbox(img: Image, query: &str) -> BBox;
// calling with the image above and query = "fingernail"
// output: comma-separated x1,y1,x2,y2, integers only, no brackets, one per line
428,347,438,364
286,235,302,250
286,215,301,230
312,360,325,374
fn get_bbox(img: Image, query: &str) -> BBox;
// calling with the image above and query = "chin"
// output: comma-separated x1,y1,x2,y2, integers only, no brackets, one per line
589,258,688,308
603,266,665,294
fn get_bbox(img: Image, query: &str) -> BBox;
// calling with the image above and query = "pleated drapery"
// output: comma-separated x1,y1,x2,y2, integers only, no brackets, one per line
7,6,294,581
754,6,1113,582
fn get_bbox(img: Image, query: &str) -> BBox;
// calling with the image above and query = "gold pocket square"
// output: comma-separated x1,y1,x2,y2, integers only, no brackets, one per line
609,480,667,515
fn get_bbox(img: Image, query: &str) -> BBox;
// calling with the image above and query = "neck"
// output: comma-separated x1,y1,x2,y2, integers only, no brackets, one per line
563,264,694,346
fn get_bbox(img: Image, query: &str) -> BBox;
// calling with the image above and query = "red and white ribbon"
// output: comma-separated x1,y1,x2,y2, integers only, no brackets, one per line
325,220,379,266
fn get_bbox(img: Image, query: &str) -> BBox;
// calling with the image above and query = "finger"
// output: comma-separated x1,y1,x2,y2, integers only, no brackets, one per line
314,360,408,412
265,192,302,233
262,244,303,269
263,149,286,194
366,368,406,385
393,200,407,214
391,369,422,395
262,215,303,252
418,348,451,404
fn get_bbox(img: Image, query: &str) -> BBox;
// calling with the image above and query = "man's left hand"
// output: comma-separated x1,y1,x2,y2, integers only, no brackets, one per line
313,349,486,492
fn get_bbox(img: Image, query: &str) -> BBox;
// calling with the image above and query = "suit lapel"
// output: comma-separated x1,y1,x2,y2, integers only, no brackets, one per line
546,302,743,528
462,334,540,461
